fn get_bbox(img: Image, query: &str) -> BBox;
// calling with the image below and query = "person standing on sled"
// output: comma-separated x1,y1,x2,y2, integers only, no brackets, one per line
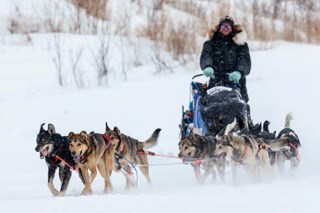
200,15,251,104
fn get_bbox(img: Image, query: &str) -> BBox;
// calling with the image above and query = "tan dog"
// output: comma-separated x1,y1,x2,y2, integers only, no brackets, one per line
68,131,116,195
105,122,161,187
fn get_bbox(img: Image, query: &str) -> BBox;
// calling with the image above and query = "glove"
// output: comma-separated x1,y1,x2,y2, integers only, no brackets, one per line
229,71,241,82
203,67,215,78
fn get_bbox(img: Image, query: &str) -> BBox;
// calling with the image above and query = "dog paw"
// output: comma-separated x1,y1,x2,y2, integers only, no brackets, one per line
81,188,92,196
51,190,60,196
80,191,89,196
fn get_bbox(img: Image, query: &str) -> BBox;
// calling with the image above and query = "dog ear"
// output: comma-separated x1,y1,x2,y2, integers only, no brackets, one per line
180,127,186,140
68,132,75,139
47,124,56,135
105,122,111,131
40,123,45,132
189,131,196,140
227,131,234,139
180,133,186,140
113,127,121,135
80,131,87,137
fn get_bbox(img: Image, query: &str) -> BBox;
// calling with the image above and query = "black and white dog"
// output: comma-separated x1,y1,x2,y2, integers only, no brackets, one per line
35,123,84,196
276,113,301,169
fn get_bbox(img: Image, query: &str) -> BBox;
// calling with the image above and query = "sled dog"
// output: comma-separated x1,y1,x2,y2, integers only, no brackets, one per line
276,113,301,169
214,132,290,176
105,122,161,186
178,131,226,182
68,131,116,195
35,123,84,196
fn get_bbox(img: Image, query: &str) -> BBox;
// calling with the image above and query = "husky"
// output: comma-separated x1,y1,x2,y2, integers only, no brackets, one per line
250,114,301,170
68,131,116,195
276,113,301,170
178,131,225,182
105,122,161,187
35,123,84,196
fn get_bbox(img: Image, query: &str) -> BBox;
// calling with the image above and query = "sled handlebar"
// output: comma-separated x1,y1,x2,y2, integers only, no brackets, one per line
192,72,231,80
192,74,204,80
192,73,240,90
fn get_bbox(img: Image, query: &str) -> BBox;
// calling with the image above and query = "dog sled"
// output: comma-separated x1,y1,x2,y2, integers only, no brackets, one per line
180,74,249,138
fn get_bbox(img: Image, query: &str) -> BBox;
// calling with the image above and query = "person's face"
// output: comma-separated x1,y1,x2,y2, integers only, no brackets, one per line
219,22,232,36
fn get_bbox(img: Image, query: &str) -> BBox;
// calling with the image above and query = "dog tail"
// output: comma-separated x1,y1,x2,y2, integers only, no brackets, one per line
143,128,161,149
267,137,291,152
285,112,293,128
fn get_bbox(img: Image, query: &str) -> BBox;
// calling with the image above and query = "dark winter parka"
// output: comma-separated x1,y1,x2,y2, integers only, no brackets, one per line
200,24,251,102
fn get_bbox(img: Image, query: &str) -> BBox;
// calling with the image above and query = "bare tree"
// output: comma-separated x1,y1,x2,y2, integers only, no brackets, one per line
69,46,84,88
131,39,143,67
43,1,64,33
272,0,282,19
91,30,111,86
67,1,83,34
117,37,127,81
151,41,173,73
7,4,20,34
153,0,165,11
49,33,64,86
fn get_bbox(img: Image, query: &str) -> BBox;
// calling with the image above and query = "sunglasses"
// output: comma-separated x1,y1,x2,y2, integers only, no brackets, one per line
220,24,232,30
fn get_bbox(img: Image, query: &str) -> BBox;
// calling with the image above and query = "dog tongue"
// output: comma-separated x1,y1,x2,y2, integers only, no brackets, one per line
74,155,80,162
40,150,47,158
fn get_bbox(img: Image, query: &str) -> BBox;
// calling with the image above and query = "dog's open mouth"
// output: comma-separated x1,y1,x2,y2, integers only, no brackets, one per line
182,153,192,164
73,151,83,162
39,145,51,159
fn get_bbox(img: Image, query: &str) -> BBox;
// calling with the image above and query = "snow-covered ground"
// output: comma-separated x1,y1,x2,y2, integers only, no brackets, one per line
0,39,320,212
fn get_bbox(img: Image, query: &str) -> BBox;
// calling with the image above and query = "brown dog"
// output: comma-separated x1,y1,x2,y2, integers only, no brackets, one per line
105,122,161,187
68,131,116,195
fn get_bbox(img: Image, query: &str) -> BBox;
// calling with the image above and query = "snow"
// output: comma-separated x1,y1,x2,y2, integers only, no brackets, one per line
0,0,320,212
0,39,320,212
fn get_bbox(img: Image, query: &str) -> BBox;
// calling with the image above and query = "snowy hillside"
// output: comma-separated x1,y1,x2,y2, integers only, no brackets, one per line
1,40,320,212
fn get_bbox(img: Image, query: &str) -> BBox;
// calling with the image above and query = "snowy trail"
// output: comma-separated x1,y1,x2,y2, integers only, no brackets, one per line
0,42,320,212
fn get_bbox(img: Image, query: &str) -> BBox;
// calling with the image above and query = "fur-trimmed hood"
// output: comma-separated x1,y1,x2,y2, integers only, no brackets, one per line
208,24,247,45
